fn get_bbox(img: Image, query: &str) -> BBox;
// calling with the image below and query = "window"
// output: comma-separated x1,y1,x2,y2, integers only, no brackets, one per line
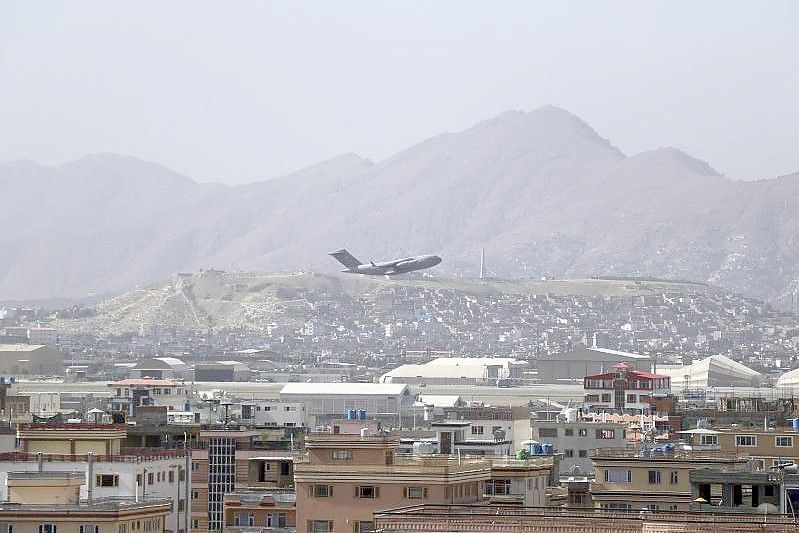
670,471,678,484
776,436,794,447
735,435,757,447
404,486,428,499
564,428,574,436
80,525,98,533
96,474,119,487
310,484,333,497
648,470,662,484
331,450,353,460
700,434,718,446
578,449,587,458
178,499,185,511
564,449,574,458
668,505,678,511
471,426,484,435
191,520,199,529
627,394,637,403
646,504,660,512
604,469,632,483
192,490,199,499
0,526,14,533
764,485,775,497
601,503,631,510
179,468,185,481
601,394,611,402
596,429,615,440
308,520,333,533
39,526,57,533
385,451,394,465
148,473,154,485
585,394,599,402
169,470,175,483
538,428,557,438
578,428,587,437
118,524,127,533
357,485,378,499
192,462,199,471
486,479,511,496
163,388,170,395
355,522,374,533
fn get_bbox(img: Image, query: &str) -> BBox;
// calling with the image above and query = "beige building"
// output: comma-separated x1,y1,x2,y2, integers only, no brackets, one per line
295,434,491,533
590,447,749,512
17,422,125,456
0,470,171,533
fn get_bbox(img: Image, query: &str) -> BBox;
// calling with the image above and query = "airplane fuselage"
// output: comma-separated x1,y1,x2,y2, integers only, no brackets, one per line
348,254,441,275
330,249,442,275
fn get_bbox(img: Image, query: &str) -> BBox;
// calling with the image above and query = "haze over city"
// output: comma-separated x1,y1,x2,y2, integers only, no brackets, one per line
2,3,799,532
1,1,798,184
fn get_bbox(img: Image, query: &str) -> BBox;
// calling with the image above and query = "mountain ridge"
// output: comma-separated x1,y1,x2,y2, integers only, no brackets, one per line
2,106,799,308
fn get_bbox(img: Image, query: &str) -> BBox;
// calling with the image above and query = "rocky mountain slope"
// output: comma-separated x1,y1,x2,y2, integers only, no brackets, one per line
2,105,798,307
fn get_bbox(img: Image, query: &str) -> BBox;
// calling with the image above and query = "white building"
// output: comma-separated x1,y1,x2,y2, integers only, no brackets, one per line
10,423,190,533
380,357,526,385
109,379,193,417
659,354,762,387
238,401,306,429
279,382,413,426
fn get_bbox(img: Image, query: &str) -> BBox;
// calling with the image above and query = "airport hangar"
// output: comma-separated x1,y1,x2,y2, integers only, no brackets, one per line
535,345,653,384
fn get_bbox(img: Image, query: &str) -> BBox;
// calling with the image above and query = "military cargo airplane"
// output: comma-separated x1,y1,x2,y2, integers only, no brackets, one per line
330,249,442,275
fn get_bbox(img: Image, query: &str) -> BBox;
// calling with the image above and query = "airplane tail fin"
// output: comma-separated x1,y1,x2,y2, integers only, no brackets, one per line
329,249,362,270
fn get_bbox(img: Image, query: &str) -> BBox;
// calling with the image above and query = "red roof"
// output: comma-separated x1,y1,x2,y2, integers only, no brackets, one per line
584,370,669,381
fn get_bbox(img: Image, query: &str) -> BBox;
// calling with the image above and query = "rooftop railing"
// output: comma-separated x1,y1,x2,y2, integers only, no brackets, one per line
0,449,186,463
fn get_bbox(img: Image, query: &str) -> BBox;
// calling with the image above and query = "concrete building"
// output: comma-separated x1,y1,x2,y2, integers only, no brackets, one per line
222,491,296,533
108,379,192,418
536,345,652,384
680,426,799,470
294,434,491,533
0,344,62,376
582,362,670,414
7,423,190,533
590,447,749,512
533,419,629,475
239,401,307,429
0,471,171,533
485,457,553,506
373,504,797,532
689,466,799,515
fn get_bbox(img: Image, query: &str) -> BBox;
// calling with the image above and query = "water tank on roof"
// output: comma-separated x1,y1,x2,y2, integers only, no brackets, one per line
531,443,543,455
347,409,357,421
792,418,799,432
357,409,367,420
542,443,553,455
360,427,371,438
494,428,506,441
413,441,436,455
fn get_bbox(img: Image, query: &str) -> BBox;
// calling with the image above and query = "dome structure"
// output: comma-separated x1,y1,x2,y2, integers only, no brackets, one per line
659,355,762,387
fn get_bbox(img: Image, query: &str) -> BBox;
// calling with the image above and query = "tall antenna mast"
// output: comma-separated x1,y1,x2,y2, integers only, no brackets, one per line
479,247,485,279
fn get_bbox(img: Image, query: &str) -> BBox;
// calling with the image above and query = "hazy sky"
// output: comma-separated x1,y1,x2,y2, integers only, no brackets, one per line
1,1,797,184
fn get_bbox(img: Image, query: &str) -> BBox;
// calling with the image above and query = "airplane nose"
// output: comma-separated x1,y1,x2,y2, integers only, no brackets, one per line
432,256,442,265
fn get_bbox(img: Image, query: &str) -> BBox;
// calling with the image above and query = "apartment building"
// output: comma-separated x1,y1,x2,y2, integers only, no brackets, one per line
689,467,799,514
190,428,297,533
485,457,553,506
373,504,797,533
294,434,491,533
590,447,749,512
8,423,190,533
109,379,192,418
239,401,307,429
0,470,172,533
533,419,628,475
713,427,799,469
222,491,296,533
